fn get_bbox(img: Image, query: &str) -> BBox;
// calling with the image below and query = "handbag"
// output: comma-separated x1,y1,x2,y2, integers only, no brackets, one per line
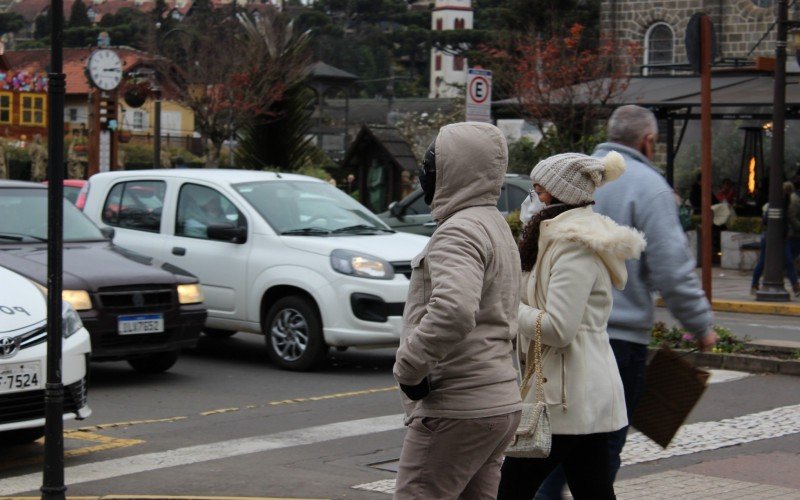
505,311,551,458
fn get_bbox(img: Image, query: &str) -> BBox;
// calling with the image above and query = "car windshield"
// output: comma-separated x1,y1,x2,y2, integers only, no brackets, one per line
0,187,105,242
234,180,391,235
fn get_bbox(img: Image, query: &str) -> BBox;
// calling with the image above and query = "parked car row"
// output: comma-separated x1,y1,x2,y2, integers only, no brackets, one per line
0,166,453,443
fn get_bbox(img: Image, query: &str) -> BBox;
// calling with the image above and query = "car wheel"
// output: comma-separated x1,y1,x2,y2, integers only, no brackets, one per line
203,328,237,338
127,351,180,373
263,296,328,371
1,426,45,445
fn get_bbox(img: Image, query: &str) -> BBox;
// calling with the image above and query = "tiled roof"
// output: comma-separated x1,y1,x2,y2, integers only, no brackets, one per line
4,46,151,95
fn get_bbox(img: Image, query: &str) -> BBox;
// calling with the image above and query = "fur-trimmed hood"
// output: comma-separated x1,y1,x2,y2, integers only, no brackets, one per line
539,206,646,289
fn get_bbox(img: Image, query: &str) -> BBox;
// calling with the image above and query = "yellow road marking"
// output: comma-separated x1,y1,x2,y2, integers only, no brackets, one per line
200,407,240,416
268,386,397,406
0,431,143,471
0,497,328,500
76,416,189,432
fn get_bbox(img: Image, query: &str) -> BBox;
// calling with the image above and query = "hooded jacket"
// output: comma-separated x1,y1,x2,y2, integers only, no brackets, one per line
518,207,646,434
393,122,523,422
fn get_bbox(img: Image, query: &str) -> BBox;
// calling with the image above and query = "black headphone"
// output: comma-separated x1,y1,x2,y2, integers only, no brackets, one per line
419,140,436,205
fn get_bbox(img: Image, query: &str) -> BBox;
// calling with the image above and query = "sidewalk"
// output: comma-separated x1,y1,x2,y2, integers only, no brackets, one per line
657,267,800,317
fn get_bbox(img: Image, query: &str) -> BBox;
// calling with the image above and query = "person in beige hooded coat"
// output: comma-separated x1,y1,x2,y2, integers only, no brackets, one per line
497,152,646,500
393,122,523,500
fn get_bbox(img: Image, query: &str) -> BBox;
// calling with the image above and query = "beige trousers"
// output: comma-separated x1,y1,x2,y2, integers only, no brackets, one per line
394,411,521,500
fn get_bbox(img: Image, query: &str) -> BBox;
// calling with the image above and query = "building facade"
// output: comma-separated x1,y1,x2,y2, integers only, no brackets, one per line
602,0,798,73
429,0,472,98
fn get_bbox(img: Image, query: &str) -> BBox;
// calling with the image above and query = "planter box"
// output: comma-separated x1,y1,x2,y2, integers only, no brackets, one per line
720,231,761,270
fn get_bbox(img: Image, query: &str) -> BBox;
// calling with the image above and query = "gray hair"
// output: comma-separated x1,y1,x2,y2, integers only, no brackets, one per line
607,105,658,148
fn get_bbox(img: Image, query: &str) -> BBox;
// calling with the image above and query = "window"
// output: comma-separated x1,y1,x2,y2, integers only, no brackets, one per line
20,93,46,126
644,23,674,75
455,18,465,30
406,192,430,216
68,108,78,122
0,92,11,124
102,181,166,233
454,55,465,71
435,55,442,71
506,185,528,214
176,184,243,240
436,18,443,31
132,110,146,131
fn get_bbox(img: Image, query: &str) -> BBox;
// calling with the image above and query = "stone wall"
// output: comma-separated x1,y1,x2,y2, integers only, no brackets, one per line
601,1,798,68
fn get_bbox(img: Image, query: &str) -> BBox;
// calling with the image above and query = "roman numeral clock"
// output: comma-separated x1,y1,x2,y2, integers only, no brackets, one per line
85,49,123,177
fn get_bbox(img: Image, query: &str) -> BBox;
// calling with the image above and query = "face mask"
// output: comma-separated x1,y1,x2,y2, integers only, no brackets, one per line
520,195,547,224
419,140,437,205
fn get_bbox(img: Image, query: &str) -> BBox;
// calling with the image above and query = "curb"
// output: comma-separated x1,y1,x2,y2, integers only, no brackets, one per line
656,298,800,316
658,348,800,377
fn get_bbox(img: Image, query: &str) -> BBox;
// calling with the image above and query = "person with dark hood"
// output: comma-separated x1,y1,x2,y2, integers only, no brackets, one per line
393,122,523,499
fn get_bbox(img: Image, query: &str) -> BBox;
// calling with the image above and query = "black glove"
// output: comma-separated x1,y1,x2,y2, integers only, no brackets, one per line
400,376,431,401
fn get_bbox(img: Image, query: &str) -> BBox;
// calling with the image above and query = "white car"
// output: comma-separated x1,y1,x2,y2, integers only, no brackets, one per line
0,266,92,444
81,169,429,370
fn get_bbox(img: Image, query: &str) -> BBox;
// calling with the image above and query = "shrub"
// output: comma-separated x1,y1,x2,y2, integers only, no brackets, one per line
650,322,749,354
727,216,762,234
507,210,523,241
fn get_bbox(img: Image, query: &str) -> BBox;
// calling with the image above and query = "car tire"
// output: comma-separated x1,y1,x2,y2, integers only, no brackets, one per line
127,351,180,373
203,328,237,338
1,426,45,445
263,296,328,371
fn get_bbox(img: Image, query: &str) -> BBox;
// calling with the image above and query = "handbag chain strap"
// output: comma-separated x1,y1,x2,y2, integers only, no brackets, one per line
520,311,545,403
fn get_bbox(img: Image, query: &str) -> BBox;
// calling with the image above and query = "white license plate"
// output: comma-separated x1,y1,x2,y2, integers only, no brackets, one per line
118,314,165,335
0,361,43,394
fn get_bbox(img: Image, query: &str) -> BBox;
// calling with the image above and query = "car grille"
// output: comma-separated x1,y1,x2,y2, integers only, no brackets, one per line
95,285,175,312
19,325,48,350
390,261,412,279
0,378,87,426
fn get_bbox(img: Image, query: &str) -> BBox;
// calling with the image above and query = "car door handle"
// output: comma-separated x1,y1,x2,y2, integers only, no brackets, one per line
423,221,437,228
172,247,186,256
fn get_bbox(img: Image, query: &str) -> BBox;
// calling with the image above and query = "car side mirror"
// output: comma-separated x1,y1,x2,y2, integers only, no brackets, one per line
389,201,404,219
207,224,247,244
100,226,115,239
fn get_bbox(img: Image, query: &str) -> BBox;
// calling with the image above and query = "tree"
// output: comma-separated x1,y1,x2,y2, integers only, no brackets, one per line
69,0,92,28
0,12,25,36
156,10,312,167
482,24,639,156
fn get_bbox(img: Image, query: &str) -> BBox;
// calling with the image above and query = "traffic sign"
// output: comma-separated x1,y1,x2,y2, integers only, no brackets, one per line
466,68,492,122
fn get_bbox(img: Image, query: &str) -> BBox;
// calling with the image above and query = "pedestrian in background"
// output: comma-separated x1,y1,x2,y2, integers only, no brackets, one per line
788,177,800,295
751,181,800,296
497,151,645,500
393,122,523,500
536,105,716,500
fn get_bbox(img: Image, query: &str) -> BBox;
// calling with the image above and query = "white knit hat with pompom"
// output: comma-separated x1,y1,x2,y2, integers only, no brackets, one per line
530,151,626,205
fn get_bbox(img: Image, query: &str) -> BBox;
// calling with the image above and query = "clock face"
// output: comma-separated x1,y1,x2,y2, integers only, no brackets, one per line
87,49,123,90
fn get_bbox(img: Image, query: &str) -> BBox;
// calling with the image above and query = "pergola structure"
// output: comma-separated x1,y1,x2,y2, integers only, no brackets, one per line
494,73,800,186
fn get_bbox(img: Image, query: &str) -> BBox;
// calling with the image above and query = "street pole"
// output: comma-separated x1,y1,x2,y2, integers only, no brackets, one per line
154,89,161,168
42,0,66,496
700,15,713,301
757,0,791,301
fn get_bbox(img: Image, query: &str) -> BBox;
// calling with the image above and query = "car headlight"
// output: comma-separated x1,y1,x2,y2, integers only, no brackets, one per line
330,249,395,280
177,283,204,304
62,302,84,338
63,290,92,311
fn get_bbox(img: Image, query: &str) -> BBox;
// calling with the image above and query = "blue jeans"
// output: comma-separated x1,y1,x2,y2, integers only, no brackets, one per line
751,235,799,288
535,339,648,499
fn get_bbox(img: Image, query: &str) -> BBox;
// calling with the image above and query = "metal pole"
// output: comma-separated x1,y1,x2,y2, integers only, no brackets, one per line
154,92,161,168
42,0,66,496
666,115,675,187
700,15,713,301
757,0,791,301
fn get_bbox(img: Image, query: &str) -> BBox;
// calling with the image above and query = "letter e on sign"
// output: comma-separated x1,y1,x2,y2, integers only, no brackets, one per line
466,68,492,123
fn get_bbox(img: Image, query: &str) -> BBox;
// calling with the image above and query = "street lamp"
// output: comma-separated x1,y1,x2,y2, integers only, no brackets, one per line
757,0,795,301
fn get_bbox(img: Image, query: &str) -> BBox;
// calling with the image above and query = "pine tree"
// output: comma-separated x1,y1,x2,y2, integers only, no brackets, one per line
69,0,92,28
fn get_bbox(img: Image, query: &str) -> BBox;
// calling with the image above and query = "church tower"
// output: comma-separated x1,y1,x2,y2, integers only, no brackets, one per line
430,0,473,98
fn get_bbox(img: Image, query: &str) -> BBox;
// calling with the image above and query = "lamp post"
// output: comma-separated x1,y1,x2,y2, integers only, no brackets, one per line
43,0,66,496
757,0,793,301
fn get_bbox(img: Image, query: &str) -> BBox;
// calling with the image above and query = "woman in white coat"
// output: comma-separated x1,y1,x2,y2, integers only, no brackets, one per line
497,151,646,500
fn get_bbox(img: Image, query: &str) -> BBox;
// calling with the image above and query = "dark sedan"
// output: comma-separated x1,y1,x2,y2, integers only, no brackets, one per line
0,180,206,373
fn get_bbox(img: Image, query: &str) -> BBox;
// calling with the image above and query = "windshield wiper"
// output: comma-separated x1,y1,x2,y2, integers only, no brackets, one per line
331,224,394,234
281,227,331,235
0,232,47,242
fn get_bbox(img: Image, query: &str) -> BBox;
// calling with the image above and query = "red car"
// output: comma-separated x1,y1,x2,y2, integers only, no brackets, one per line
42,179,88,208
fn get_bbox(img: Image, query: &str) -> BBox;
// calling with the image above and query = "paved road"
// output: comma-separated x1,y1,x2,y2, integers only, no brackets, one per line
1,329,799,499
